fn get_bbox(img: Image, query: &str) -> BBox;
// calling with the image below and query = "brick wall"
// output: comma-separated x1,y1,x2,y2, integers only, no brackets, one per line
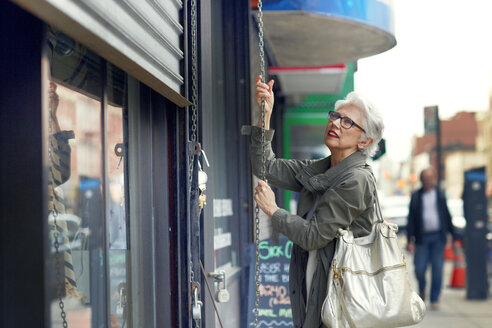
413,111,478,180
414,111,477,156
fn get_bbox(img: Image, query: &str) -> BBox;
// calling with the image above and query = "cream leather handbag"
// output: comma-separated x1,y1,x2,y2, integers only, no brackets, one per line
321,196,426,328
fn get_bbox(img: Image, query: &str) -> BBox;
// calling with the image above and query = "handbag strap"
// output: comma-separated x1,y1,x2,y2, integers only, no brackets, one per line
373,191,385,223
369,171,384,224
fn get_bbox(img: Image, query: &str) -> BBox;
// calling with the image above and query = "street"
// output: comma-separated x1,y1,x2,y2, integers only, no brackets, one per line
402,237,492,328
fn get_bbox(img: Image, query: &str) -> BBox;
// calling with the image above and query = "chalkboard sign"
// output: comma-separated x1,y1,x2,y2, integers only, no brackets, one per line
247,236,293,327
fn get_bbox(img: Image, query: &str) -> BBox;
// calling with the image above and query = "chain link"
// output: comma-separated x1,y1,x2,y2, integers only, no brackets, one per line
53,215,68,328
49,94,68,328
190,0,198,145
257,0,266,84
254,1,266,327
189,0,199,186
189,0,201,327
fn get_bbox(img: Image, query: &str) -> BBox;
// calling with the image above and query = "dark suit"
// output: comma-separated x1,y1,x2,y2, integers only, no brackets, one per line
407,187,455,303
407,187,455,244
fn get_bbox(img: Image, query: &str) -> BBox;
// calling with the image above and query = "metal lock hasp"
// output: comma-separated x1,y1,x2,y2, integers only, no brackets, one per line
208,270,230,303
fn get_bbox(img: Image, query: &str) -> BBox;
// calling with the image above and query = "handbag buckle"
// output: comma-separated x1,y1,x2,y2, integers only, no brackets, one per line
332,261,341,280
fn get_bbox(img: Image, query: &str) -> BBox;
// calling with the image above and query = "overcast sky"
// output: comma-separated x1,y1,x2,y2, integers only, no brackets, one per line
354,0,492,162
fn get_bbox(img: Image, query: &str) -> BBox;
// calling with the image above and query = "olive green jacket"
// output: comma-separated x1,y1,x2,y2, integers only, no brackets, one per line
248,126,376,328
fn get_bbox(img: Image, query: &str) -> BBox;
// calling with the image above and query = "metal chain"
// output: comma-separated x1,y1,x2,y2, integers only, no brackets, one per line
254,1,266,327
53,212,68,328
49,92,69,328
190,0,198,147
189,0,199,185
189,0,201,327
257,0,266,86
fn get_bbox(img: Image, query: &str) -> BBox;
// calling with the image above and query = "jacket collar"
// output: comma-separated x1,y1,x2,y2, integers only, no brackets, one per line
418,186,441,197
296,151,368,193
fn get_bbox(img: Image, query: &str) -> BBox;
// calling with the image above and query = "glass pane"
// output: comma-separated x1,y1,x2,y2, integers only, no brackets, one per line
211,0,237,272
45,28,104,326
106,63,130,327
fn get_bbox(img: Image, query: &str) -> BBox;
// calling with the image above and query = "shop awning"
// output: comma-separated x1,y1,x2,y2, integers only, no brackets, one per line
269,64,347,95
257,0,396,67
14,0,191,107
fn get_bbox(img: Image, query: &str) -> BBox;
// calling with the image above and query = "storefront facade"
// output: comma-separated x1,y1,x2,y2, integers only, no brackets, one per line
1,1,253,327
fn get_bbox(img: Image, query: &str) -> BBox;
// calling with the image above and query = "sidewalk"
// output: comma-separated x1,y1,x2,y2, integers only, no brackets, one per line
404,242,492,328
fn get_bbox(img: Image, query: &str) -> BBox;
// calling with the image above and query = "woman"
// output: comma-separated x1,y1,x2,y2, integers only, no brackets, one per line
251,75,384,327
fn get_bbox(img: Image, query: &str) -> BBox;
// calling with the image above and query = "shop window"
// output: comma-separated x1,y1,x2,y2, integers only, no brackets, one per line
211,0,239,273
44,28,130,327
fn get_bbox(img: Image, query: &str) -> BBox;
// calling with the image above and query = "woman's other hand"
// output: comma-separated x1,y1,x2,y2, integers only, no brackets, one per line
255,75,274,129
254,179,279,217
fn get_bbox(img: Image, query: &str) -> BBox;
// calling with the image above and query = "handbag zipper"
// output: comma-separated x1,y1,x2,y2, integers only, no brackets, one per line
339,262,406,277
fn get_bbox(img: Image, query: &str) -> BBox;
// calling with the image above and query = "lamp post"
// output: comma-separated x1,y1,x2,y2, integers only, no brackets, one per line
435,106,442,190
424,105,442,190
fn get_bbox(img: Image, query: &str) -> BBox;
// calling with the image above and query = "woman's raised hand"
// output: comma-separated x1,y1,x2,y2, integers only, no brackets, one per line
255,75,274,117
254,179,279,217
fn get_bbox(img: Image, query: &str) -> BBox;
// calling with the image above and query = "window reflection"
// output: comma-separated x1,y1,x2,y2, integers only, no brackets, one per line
45,28,130,327
47,71,102,327
106,63,129,327
211,0,237,273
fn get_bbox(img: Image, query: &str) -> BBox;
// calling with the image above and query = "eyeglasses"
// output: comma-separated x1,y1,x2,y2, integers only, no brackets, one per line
328,111,366,133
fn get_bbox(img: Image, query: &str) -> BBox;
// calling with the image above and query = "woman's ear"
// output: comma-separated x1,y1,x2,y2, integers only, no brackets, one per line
358,136,374,150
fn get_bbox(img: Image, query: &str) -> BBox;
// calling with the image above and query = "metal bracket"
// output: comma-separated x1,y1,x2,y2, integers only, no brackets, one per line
191,282,201,295
188,141,202,156
207,270,225,282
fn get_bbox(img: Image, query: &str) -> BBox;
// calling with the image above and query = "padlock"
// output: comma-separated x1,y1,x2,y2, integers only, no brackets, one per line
116,304,124,316
215,270,230,303
192,302,202,320
192,284,203,320
198,167,208,192
216,288,230,303
198,150,210,192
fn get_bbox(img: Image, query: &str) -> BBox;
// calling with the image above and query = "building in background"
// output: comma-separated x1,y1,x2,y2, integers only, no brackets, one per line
411,111,485,198
476,92,492,199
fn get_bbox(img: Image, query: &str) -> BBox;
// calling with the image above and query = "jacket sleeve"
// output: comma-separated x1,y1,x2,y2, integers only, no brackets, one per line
441,193,456,239
406,193,417,242
271,172,374,251
249,125,311,192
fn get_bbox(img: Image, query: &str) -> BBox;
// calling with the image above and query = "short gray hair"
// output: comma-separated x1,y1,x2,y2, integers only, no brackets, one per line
334,91,384,157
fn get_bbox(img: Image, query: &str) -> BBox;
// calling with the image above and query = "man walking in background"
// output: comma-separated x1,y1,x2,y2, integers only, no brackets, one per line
407,168,455,310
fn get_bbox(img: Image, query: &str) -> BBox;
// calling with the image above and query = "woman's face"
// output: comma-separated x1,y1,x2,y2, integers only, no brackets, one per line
324,104,369,157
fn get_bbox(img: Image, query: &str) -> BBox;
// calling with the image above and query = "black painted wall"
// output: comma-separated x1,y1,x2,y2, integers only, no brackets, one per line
0,2,46,327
